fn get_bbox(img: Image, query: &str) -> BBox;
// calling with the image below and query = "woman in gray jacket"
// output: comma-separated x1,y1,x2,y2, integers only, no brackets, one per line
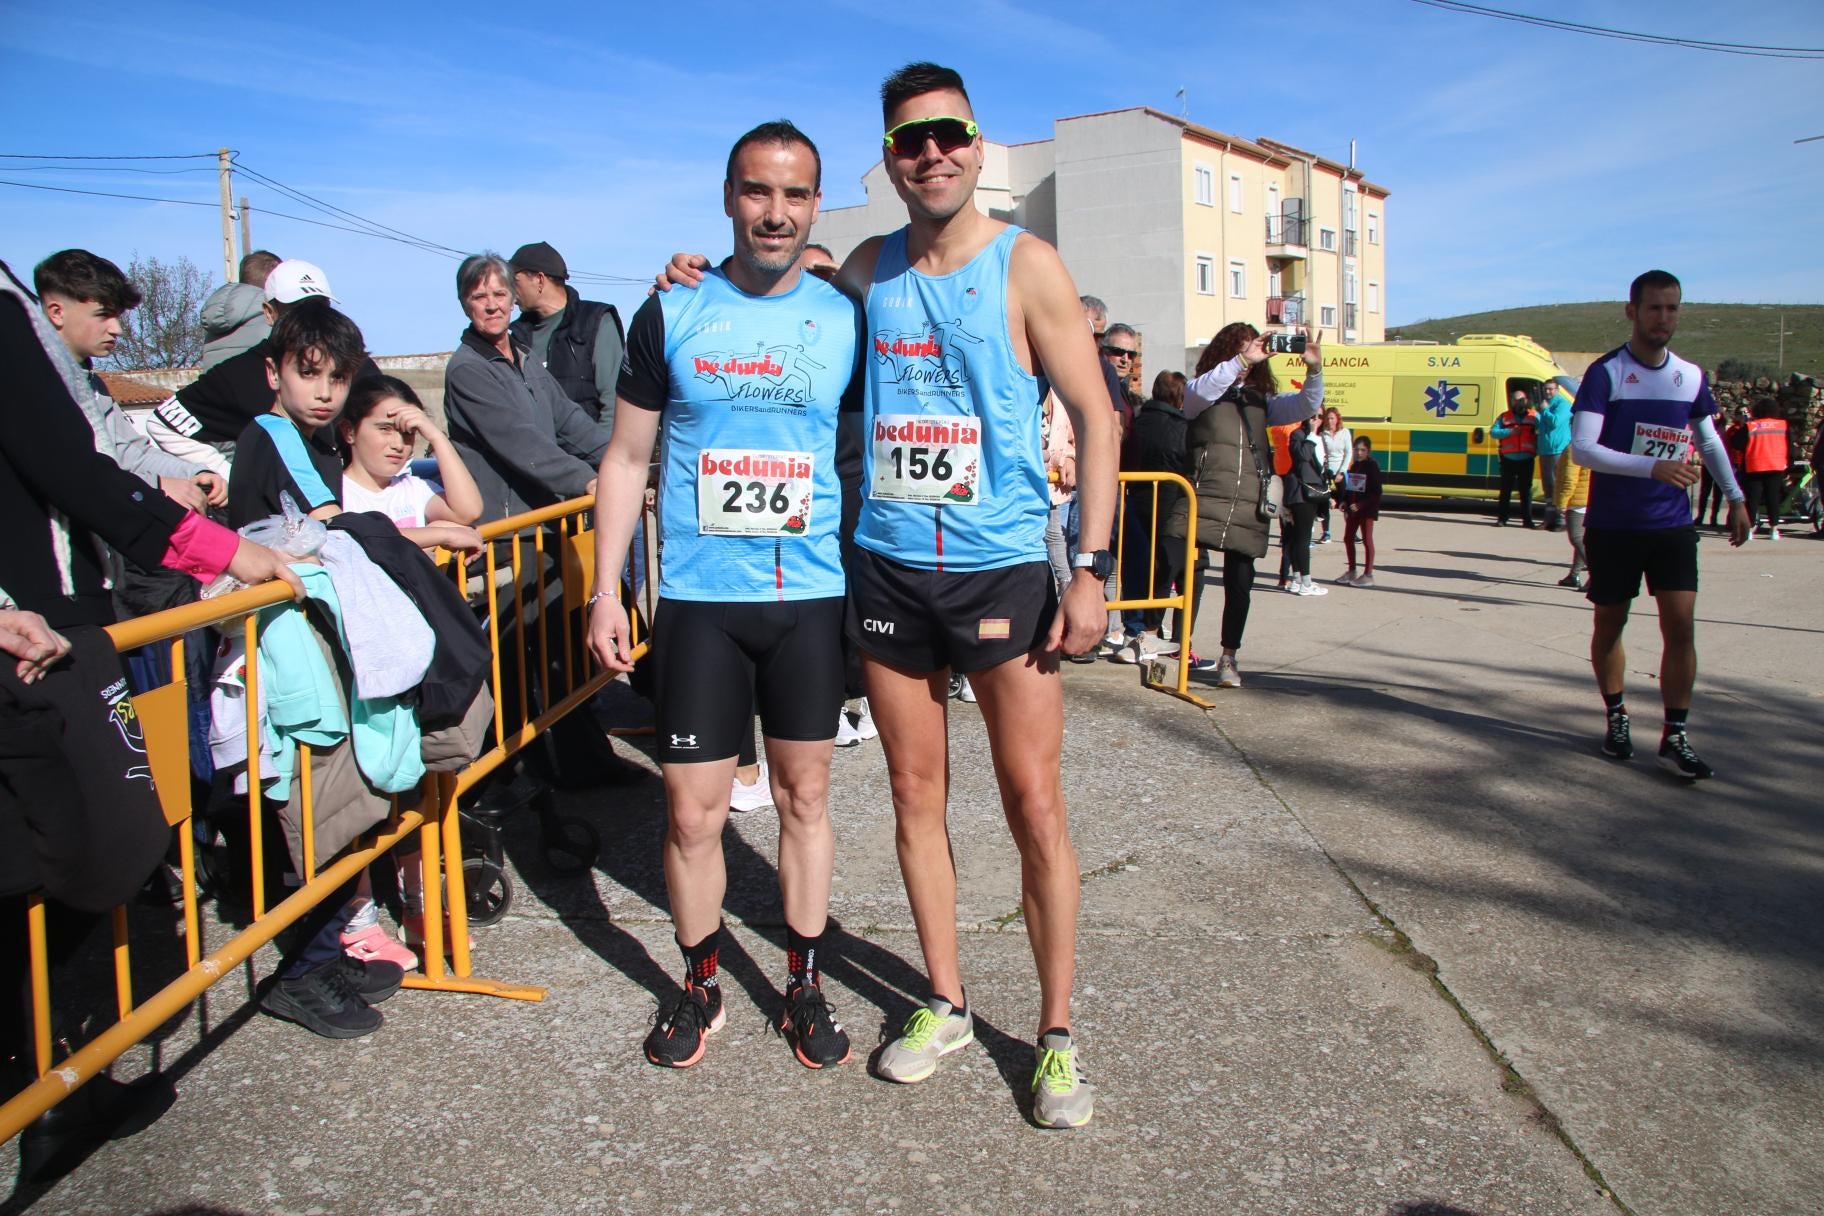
1167,323,1323,688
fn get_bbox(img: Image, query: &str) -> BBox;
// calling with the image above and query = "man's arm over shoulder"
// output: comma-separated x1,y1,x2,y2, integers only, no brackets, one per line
833,236,887,305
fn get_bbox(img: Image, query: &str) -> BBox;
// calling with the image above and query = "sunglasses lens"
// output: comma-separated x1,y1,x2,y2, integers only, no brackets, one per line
889,119,972,157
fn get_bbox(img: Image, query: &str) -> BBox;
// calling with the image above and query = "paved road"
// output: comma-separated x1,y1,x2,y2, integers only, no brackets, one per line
5,510,1816,1215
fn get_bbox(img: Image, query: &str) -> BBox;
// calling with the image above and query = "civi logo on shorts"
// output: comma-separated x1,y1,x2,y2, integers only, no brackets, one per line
862,618,896,635
670,733,699,750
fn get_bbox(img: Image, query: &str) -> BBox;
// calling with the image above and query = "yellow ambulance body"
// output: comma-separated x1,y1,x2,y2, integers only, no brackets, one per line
1269,334,1571,499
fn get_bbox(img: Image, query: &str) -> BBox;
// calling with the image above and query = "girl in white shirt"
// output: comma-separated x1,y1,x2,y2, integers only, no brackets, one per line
337,375,484,554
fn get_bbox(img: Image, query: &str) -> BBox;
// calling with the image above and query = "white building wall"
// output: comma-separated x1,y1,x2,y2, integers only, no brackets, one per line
1052,110,1187,376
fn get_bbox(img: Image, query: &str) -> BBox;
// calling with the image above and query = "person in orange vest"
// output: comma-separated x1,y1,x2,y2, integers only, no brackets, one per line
1492,388,1539,527
1741,396,1791,539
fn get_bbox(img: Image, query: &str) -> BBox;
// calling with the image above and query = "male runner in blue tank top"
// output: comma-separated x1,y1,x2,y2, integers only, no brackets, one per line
656,63,1117,1127
588,121,865,1071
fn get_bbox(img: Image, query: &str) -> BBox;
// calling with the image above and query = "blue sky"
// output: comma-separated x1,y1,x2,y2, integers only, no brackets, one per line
2,0,1820,356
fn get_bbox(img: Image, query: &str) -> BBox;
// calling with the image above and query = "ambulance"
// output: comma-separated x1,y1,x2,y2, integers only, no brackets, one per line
1269,334,1573,500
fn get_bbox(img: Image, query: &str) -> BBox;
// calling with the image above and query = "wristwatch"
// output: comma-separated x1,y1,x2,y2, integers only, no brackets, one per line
1072,549,1115,580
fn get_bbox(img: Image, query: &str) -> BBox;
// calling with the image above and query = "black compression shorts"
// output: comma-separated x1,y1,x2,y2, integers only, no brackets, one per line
650,596,845,763
844,546,1057,675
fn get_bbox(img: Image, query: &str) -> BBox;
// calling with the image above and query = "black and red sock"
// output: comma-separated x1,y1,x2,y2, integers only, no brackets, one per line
786,923,826,994
680,925,723,991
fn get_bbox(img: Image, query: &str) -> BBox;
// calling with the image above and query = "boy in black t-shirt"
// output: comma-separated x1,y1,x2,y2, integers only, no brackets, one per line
227,300,365,528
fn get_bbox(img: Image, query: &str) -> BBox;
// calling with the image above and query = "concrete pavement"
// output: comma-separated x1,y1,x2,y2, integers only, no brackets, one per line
4,509,1818,1215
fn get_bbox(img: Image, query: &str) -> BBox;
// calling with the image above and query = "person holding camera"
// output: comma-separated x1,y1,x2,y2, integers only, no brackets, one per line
1166,324,1323,688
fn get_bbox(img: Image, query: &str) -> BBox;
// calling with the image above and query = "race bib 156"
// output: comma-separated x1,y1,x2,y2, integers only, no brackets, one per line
871,413,981,505
1630,422,1692,462
696,448,814,536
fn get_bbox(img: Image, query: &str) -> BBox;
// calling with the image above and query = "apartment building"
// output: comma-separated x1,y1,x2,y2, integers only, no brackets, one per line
811,107,1389,375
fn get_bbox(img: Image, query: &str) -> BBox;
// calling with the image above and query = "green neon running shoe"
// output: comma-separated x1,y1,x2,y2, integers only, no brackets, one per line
1031,1031,1095,1129
875,998,974,1083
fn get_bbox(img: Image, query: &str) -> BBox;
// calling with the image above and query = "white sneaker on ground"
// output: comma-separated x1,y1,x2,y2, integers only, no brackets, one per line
950,674,977,704
834,711,862,748
1215,654,1241,688
729,760,772,813
1299,575,1328,597
854,697,878,741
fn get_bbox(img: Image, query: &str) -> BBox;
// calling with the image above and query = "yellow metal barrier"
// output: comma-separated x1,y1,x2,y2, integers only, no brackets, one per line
1104,471,1211,708
0,494,651,1145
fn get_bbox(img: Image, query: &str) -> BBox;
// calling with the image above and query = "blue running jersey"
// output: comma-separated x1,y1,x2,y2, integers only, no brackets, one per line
855,226,1047,571
1572,343,1716,531
618,267,862,602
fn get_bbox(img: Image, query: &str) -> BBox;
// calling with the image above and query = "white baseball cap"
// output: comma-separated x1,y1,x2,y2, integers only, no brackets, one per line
263,259,337,304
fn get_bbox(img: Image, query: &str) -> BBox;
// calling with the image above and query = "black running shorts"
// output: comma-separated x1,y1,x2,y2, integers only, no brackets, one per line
845,546,1057,675
650,597,845,763
1583,525,1699,605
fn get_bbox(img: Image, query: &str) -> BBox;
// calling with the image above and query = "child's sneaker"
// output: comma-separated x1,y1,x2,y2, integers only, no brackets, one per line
342,922,420,972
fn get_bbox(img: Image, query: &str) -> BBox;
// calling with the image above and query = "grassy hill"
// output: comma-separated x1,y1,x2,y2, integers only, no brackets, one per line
1388,302,1824,378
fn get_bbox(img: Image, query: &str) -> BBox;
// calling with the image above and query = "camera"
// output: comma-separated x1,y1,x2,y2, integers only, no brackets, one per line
1268,332,1307,355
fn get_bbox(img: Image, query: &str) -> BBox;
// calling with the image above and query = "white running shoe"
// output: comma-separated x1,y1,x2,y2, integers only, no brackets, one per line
1299,575,1328,597
953,675,978,704
834,711,862,748
729,760,773,813
854,697,878,741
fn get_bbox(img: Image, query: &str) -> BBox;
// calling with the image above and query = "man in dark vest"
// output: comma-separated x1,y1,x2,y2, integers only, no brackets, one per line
508,242,625,429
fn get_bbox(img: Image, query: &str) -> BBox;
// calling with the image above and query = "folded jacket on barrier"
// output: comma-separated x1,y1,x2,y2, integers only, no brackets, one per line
325,511,490,730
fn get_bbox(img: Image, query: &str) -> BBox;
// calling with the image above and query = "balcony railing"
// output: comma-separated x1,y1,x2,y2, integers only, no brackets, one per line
1267,294,1305,325
1265,216,1308,247
1343,229,1359,257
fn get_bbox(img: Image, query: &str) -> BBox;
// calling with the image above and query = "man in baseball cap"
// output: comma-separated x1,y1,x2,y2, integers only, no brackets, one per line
508,242,623,426
263,259,338,305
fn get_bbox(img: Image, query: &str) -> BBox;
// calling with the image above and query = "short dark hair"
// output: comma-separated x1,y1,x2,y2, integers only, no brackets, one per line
32,249,141,314
267,297,366,379
1151,370,1186,409
725,119,822,192
240,250,282,286
1355,434,1374,451
804,243,833,260
1748,394,1780,420
1629,269,1681,305
880,62,970,126
337,374,424,465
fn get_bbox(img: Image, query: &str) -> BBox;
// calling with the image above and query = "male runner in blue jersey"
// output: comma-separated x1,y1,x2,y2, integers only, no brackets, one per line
588,121,864,1070
1570,269,1748,781
659,64,1116,1127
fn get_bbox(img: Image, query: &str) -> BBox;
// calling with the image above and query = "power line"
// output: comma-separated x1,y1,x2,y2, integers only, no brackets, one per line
0,151,656,284
1408,0,1824,59
0,163,219,176
0,152,224,161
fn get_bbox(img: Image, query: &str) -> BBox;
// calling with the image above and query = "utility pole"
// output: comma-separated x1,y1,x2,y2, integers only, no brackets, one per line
1779,312,1790,372
239,196,251,265
217,147,235,285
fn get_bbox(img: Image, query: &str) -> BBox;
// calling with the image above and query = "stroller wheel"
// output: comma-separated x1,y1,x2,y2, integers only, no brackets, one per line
463,856,512,926
541,816,600,875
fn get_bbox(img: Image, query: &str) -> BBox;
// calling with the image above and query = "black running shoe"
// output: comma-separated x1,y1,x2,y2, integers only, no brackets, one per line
336,954,405,1005
1658,732,1714,781
1601,712,1632,759
779,983,852,1069
644,983,724,1068
260,963,384,1039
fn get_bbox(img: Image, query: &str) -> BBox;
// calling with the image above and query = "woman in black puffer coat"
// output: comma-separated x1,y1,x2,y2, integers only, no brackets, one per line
1166,323,1324,687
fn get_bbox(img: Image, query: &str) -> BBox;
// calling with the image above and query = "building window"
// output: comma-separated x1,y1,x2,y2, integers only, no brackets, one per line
1227,259,1247,299
1368,281,1380,315
1229,173,1244,214
1367,211,1380,245
1195,254,1215,296
1266,182,1280,220
1343,187,1358,231
1320,305,1337,329
1318,227,1337,252
1345,270,1358,305
1193,163,1213,207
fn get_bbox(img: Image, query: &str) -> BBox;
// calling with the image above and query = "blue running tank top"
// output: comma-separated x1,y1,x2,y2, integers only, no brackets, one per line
618,266,862,602
855,226,1046,571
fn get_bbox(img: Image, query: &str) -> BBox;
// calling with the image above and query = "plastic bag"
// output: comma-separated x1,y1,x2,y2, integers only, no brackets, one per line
201,492,327,599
